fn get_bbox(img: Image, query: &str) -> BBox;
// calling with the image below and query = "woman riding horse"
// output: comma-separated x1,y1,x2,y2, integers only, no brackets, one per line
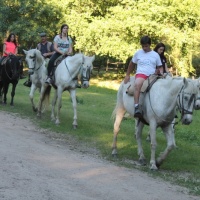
0,33,18,77
45,24,73,85
0,33,20,105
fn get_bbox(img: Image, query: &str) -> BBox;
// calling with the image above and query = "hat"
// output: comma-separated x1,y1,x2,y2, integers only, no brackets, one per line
40,32,46,37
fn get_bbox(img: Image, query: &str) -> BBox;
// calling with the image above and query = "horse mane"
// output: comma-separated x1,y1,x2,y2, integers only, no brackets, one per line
35,49,45,63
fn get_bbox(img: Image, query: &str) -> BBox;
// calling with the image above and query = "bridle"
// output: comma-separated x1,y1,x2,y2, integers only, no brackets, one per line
27,50,44,72
177,85,196,119
80,56,91,84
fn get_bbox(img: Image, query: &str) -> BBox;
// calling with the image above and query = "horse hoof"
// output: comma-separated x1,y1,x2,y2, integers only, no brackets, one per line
155,159,162,169
112,154,118,158
33,108,38,112
51,118,55,122
55,120,60,125
73,125,77,129
139,158,147,166
150,164,158,171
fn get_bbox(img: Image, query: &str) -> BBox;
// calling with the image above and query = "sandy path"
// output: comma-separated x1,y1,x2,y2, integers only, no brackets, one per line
0,111,198,200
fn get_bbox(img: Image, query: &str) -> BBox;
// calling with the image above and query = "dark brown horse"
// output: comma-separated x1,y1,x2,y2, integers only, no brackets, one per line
0,55,20,105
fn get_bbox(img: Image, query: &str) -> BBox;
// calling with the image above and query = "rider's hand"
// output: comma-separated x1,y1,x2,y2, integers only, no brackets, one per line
124,75,130,84
43,53,48,57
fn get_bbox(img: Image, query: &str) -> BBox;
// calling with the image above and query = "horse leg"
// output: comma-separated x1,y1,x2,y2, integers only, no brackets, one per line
10,82,18,106
149,122,158,170
135,120,146,165
55,87,63,125
156,124,176,168
111,107,126,157
29,84,38,112
51,89,57,122
2,83,9,105
69,89,78,129
37,85,48,117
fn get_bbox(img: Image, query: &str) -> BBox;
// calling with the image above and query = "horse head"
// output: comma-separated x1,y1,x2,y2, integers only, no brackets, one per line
23,49,44,75
81,55,95,88
177,78,197,125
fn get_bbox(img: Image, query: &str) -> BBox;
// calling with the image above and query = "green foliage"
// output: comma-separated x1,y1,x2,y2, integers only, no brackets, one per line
1,0,200,76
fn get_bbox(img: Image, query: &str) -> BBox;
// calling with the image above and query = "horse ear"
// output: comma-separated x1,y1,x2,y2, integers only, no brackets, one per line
23,49,27,55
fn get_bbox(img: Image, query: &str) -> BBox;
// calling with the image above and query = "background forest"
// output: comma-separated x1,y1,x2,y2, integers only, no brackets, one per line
0,0,200,77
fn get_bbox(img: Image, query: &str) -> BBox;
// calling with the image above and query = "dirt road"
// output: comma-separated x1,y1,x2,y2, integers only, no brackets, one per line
0,111,198,200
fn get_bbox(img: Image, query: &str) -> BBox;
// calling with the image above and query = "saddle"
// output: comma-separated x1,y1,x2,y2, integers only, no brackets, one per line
51,55,78,87
126,74,160,96
54,55,66,67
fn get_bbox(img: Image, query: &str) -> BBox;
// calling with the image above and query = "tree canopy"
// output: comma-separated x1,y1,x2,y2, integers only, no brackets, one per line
0,0,200,77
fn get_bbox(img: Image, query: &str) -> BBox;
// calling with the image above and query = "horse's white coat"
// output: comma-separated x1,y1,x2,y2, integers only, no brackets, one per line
189,78,200,109
23,49,48,112
112,76,198,170
37,53,95,127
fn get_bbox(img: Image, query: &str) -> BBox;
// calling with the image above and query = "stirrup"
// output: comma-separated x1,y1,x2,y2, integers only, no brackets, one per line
134,105,142,118
45,77,52,84
23,80,32,87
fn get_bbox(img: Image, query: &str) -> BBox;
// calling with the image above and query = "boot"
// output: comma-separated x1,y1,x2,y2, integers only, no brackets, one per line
134,92,145,118
134,105,142,118
45,76,53,85
23,80,32,87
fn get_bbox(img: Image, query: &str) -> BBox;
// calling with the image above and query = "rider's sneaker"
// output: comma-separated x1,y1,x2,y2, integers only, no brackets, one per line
23,80,32,87
45,77,52,85
134,105,142,118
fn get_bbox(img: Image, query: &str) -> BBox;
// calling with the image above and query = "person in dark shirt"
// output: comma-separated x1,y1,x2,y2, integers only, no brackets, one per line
36,32,54,59
24,32,54,87
154,43,169,74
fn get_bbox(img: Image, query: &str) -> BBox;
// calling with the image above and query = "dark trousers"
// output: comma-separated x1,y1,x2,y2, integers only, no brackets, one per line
47,52,62,76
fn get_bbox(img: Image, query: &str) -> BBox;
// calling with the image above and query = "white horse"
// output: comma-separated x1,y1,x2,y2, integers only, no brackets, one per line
37,53,95,128
23,49,50,112
112,76,198,170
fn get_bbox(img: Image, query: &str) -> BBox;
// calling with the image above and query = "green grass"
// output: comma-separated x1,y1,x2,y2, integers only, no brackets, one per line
1,75,200,196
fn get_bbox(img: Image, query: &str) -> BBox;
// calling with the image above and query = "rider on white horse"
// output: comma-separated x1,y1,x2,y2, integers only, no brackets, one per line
24,32,54,87
45,24,76,85
124,36,163,118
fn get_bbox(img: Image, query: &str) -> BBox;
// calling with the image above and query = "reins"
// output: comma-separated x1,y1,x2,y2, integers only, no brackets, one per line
3,56,18,80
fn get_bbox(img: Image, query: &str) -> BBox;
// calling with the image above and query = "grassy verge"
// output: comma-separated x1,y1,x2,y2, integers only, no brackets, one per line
1,73,200,196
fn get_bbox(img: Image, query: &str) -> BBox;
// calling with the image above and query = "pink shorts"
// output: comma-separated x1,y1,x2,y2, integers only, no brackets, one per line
135,74,148,80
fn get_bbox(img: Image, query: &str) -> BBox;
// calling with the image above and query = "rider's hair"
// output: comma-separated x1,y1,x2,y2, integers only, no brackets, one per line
60,24,69,40
154,43,166,60
6,33,17,47
140,35,151,45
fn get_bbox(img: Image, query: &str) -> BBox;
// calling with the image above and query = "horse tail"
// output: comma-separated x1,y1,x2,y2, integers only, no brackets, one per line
42,85,51,109
111,81,125,120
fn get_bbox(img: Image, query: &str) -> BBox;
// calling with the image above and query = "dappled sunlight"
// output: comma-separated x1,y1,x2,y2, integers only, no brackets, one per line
91,79,121,91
